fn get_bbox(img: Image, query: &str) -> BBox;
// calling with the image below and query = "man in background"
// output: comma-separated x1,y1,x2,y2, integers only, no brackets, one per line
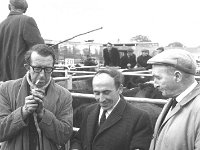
0,0,44,81
120,48,136,69
103,42,120,67
137,49,152,69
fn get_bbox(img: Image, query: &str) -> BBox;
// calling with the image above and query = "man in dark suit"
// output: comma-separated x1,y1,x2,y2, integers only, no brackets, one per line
0,0,44,81
70,68,153,150
103,42,120,67
137,49,152,70
120,48,137,69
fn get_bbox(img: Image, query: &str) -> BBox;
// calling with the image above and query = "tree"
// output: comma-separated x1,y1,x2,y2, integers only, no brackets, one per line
130,35,152,42
167,42,185,48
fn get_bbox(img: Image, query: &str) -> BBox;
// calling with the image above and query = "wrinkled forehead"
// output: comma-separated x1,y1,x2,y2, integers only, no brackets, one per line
152,64,172,74
31,52,54,66
93,73,115,85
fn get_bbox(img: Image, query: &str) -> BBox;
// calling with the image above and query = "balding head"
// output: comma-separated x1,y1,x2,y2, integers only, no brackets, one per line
9,0,28,11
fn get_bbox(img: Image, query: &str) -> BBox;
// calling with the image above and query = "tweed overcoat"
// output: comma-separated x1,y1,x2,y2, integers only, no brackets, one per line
0,76,73,150
0,11,44,81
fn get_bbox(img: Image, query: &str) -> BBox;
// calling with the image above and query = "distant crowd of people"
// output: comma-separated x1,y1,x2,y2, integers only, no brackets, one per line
103,42,164,70
0,0,200,150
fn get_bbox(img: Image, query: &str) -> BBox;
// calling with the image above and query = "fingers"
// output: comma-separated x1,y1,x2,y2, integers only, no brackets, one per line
24,95,38,113
31,89,45,99
34,97,44,114
24,103,38,113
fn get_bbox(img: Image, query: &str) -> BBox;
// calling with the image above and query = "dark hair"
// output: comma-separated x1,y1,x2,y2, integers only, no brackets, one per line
24,44,56,65
94,67,124,89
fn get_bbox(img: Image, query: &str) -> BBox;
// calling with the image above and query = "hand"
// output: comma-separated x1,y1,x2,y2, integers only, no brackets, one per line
31,89,45,115
127,63,131,69
23,95,38,116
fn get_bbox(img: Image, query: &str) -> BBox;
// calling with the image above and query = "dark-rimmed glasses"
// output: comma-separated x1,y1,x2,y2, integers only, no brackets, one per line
29,65,54,73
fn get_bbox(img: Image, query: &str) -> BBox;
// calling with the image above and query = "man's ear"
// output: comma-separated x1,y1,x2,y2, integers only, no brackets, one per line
23,8,27,13
174,71,182,82
24,64,30,71
118,84,124,94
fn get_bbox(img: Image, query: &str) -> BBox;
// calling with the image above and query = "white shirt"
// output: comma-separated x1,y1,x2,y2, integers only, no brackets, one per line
170,80,198,111
98,97,120,124
176,80,198,103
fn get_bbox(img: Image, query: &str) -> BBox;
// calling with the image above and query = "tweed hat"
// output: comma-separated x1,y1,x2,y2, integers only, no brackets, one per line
10,0,28,10
147,49,196,75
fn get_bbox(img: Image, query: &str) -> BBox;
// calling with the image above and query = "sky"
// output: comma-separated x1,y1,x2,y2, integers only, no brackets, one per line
1,0,200,47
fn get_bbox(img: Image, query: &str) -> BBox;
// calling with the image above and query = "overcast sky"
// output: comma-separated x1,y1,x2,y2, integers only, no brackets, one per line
1,0,200,47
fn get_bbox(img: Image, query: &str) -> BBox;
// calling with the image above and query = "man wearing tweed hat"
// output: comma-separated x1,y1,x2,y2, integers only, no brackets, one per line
148,49,200,150
0,0,44,81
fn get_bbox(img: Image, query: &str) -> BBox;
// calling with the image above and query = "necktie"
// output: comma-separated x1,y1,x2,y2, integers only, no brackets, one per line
99,110,107,126
171,98,177,110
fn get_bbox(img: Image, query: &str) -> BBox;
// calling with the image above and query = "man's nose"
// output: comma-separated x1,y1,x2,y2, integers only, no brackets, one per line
99,93,105,102
39,69,45,76
153,80,159,88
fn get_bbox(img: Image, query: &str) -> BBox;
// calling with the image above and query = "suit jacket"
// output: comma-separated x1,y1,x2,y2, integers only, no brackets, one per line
0,11,44,81
120,54,137,69
150,83,200,150
103,47,120,66
70,97,153,150
137,55,152,69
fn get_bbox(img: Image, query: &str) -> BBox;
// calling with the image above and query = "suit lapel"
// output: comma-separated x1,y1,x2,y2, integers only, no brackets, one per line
43,80,60,111
87,105,100,143
154,99,173,136
96,98,126,135
16,77,29,109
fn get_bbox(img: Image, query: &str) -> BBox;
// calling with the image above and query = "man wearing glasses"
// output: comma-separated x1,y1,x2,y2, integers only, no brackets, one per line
0,44,73,150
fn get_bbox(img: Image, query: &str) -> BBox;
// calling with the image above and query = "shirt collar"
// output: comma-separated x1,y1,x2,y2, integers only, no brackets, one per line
176,80,198,103
99,96,120,119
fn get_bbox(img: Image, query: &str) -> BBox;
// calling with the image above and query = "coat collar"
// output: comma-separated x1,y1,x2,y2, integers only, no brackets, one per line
162,83,200,126
86,104,100,143
154,83,200,138
8,11,23,17
89,97,127,142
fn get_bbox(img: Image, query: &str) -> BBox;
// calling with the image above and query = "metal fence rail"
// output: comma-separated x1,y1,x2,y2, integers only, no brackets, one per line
71,92,167,105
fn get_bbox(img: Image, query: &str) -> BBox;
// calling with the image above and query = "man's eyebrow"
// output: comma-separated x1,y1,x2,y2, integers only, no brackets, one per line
93,90,111,92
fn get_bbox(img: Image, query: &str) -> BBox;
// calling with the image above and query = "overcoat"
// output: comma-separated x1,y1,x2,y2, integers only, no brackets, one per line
150,83,200,150
71,97,153,150
0,76,73,150
103,47,120,67
120,54,136,69
0,11,44,81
